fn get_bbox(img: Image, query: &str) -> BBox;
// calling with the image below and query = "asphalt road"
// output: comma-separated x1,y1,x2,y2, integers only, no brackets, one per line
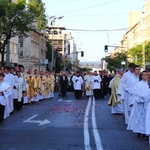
0,92,149,150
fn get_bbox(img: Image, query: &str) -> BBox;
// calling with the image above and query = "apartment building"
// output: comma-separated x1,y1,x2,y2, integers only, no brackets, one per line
18,30,47,71
47,26,77,71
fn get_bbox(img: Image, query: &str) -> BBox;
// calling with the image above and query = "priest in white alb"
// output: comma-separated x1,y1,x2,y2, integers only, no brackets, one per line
108,69,124,114
127,71,150,137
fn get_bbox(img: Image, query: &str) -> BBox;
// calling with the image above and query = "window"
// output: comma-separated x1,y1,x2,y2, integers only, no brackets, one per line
20,42,23,47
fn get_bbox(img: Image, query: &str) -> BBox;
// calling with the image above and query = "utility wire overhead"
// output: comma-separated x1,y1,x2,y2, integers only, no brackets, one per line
66,28,129,32
45,0,80,4
56,0,121,15
64,12,129,17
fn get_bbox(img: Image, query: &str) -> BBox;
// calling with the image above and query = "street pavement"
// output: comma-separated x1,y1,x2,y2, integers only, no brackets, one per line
0,92,149,150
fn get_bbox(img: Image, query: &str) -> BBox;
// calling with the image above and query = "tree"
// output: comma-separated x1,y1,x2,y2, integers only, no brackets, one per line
128,44,142,66
145,41,150,63
128,42,150,66
55,53,63,73
104,52,128,72
0,0,37,64
28,0,47,30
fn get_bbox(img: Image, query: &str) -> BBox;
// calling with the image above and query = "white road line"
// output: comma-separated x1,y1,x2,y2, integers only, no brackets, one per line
84,96,92,150
92,97,103,150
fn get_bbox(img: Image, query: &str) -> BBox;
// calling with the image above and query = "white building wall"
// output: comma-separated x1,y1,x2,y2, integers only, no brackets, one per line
10,36,19,64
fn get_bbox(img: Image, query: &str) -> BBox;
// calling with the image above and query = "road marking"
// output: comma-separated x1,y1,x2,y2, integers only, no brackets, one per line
84,96,92,150
92,97,103,150
23,114,51,126
58,98,72,103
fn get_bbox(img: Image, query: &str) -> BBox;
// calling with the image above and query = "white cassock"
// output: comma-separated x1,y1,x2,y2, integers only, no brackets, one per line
72,76,83,90
21,73,28,104
121,70,134,124
146,102,150,144
84,74,93,96
4,73,14,114
18,77,25,102
128,74,139,106
0,82,11,119
13,75,19,100
146,102,150,131
127,80,150,134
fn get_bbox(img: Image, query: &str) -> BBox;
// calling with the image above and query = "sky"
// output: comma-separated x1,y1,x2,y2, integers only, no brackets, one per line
43,0,145,62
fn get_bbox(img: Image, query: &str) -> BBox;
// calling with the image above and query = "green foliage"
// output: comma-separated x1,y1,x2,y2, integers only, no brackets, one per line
128,44,142,66
0,0,37,61
128,42,150,66
104,52,127,72
0,0,47,63
56,53,63,73
28,0,47,30
46,42,52,62
145,41,150,63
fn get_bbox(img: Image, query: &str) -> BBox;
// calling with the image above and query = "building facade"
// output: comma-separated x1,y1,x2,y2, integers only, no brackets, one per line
18,30,47,71
47,26,77,71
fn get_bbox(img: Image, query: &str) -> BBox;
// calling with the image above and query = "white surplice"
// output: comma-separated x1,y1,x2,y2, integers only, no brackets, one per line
72,76,83,90
121,70,134,124
146,102,150,136
4,73,14,114
0,81,11,119
91,75,102,90
127,80,150,134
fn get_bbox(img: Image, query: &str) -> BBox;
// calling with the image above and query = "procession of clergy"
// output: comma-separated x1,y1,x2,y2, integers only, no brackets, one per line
0,63,150,145
108,63,150,145
0,65,111,125
0,65,56,124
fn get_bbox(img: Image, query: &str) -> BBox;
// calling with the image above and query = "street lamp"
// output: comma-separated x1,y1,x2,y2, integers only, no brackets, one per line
142,12,145,70
47,16,64,72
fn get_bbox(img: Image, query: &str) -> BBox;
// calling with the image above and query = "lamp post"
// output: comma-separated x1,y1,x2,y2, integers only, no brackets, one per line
142,12,145,70
106,32,109,45
48,16,64,72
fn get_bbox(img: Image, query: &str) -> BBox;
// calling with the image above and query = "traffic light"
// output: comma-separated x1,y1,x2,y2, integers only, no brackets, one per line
81,51,84,57
104,45,108,52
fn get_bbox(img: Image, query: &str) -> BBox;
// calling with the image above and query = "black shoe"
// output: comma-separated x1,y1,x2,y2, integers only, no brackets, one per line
137,133,141,138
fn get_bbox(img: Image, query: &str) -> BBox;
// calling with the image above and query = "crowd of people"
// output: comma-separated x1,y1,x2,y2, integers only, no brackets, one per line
2,63,149,146
108,63,150,145
0,65,113,125
0,65,55,124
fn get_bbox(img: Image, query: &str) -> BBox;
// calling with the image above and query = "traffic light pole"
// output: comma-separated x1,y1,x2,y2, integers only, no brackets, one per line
104,45,127,52
66,51,84,71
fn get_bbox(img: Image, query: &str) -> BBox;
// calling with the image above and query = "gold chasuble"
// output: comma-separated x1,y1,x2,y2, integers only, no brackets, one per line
45,76,50,95
108,74,122,106
50,74,55,92
27,75,37,99
35,75,42,93
40,75,45,95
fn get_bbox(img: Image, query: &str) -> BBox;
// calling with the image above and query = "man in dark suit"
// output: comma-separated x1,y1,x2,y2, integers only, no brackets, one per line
99,70,109,98
59,72,68,97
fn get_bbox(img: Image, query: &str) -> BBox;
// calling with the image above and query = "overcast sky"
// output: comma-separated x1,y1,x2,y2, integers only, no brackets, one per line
43,0,145,62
